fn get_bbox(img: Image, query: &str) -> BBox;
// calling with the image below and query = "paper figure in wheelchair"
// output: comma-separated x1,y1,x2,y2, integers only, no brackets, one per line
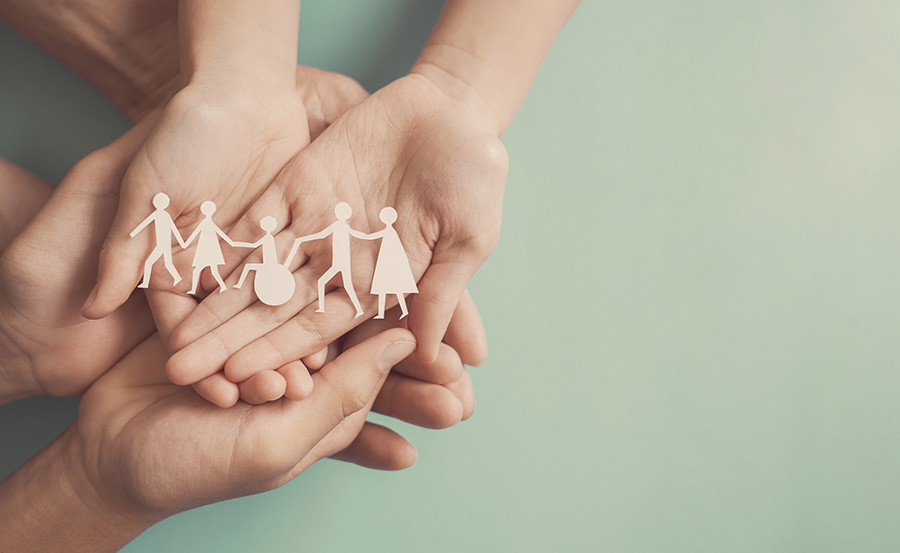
233,215,296,306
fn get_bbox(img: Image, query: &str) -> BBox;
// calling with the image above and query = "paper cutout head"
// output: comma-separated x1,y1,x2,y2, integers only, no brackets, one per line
334,201,352,221
152,192,170,209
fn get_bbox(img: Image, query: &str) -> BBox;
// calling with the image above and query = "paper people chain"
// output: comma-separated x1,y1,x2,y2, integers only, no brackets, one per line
131,194,418,318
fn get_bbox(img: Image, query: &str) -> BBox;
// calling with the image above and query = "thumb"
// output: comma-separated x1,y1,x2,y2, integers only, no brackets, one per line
279,328,416,456
81,207,153,319
81,116,164,320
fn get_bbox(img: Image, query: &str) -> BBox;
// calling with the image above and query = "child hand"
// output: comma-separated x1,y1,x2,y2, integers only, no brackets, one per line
166,74,506,390
80,76,309,318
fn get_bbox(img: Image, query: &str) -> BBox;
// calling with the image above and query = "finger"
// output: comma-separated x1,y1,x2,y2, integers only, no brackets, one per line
224,286,374,383
329,422,417,471
77,122,159,319
443,289,488,366
301,347,329,371
342,308,464,384
191,373,240,408
271,328,416,461
278,360,314,400
407,242,486,364
371,373,464,429
446,367,476,420
392,341,464,385
82,157,172,319
238,370,287,405
146,289,199,345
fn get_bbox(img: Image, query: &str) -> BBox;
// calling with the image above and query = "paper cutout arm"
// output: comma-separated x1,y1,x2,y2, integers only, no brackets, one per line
285,223,335,267
129,214,155,238
170,220,188,248
183,225,202,248
215,226,236,247
349,228,381,240
232,238,264,249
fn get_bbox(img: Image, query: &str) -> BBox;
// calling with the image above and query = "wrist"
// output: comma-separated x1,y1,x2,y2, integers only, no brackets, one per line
179,0,299,93
410,46,506,136
0,428,159,552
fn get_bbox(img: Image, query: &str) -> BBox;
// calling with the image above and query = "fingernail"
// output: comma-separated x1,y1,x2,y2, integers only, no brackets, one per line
378,340,416,373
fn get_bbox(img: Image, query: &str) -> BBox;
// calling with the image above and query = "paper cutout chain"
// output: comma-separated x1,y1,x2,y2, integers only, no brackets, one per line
131,193,418,319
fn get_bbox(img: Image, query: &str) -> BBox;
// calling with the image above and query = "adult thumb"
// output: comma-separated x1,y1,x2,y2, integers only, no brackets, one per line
282,328,416,454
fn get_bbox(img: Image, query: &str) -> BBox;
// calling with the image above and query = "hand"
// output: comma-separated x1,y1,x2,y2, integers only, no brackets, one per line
0,325,463,551
0,120,159,402
167,73,506,391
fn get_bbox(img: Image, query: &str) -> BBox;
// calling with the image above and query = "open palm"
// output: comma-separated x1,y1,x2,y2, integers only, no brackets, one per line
168,74,506,387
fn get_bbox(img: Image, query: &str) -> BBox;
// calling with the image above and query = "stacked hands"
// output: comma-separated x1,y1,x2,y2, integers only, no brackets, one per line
0,0,577,549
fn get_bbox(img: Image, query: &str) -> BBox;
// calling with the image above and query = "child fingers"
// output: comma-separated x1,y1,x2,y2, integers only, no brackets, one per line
278,360,314,400
371,373,465,429
145,289,199,344
168,248,321,352
392,341,464,385
329,422,417,471
407,247,483,364
238,370,287,405
300,347,330,371
443,289,488,366
444,367,476,420
224,288,375,382
192,373,240,408
167,265,323,385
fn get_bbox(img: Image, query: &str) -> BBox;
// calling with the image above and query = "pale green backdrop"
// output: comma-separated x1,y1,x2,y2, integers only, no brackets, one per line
2,1,900,551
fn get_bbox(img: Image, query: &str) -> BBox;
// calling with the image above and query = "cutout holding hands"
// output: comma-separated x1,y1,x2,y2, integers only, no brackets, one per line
130,197,419,314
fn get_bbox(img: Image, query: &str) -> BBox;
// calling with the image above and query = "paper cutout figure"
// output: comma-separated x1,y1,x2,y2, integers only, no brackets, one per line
183,201,234,295
130,192,186,288
233,216,296,306
287,202,366,318
357,207,418,319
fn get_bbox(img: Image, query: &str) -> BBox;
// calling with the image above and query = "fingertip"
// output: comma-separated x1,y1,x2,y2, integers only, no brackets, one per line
465,341,489,367
224,356,253,384
165,356,194,387
239,370,287,404
413,338,441,365
396,441,418,469
192,376,240,408
301,347,329,371
281,363,314,401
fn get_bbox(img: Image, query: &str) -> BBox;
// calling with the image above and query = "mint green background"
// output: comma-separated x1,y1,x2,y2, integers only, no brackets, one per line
2,1,900,551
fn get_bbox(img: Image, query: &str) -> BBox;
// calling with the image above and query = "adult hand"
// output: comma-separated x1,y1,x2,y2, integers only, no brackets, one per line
0,120,158,403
